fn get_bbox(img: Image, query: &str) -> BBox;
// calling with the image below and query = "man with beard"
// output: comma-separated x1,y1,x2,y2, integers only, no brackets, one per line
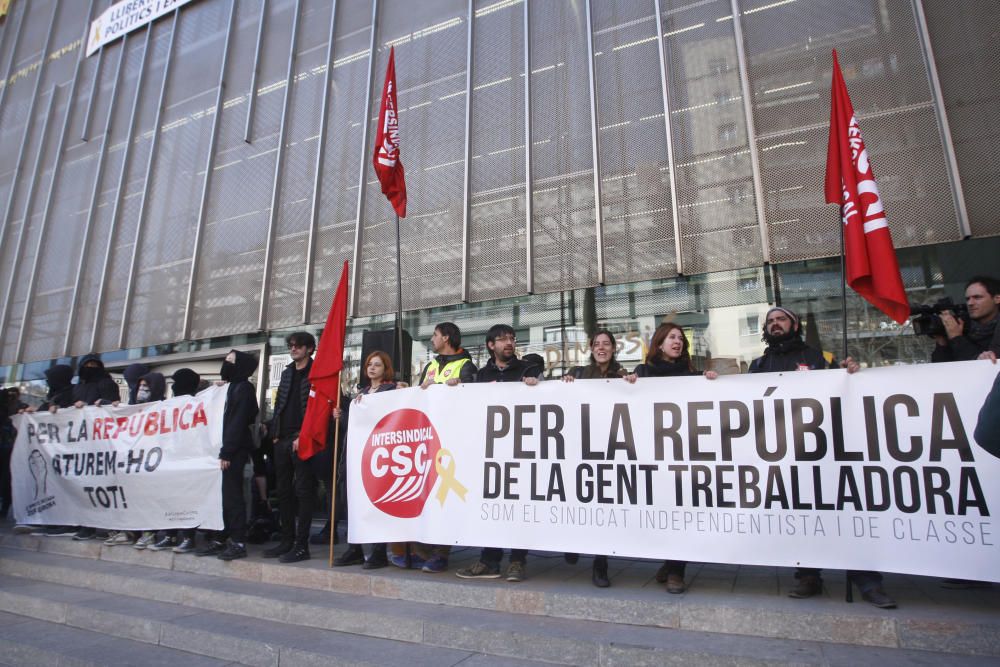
748,307,895,609
456,324,541,582
932,275,1000,363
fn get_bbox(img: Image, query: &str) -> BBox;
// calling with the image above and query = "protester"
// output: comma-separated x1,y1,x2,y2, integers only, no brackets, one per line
122,362,151,405
124,372,167,549
932,276,1000,363
199,350,259,561
631,323,717,593
263,332,319,564
0,390,14,519
562,329,628,588
38,365,74,412
747,306,895,608
334,350,400,569
71,354,120,407
456,325,541,582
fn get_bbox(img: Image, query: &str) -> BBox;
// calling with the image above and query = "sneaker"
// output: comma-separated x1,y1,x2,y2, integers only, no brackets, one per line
148,535,177,551
665,573,686,594
44,526,77,537
505,561,525,583
421,556,448,574
194,540,226,557
104,531,135,546
217,540,247,561
456,560,501,579
72,527,97,541
390,554,426,569
172,537,196,554
279,545,310,563
133,531,156,550
333,545,364,567
363,548,389,570
12,524,35,534
262,541,294,559
788,575,822,599
861,587,897,609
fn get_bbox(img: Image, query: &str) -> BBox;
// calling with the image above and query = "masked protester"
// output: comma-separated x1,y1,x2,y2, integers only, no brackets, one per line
122,363,151,405
71,355,120,407
196,350,259,561
38,365,74,412
128,373,167,549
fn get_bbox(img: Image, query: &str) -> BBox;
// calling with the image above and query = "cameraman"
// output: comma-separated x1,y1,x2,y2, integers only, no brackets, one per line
932,275,1000,363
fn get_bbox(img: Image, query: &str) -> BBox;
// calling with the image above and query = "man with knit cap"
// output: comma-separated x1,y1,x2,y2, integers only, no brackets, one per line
748,306,895,609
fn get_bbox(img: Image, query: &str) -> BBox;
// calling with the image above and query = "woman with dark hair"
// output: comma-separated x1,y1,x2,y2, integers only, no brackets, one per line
633,322,716,594
332,350,399,569
561,329,629,588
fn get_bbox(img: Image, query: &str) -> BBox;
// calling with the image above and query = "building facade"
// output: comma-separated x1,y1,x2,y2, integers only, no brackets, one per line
0,0,997,396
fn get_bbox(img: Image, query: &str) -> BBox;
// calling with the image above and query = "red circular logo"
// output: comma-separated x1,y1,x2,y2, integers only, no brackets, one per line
361,409,440,518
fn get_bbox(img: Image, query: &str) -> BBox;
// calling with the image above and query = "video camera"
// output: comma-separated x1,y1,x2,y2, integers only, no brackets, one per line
909,297,969,337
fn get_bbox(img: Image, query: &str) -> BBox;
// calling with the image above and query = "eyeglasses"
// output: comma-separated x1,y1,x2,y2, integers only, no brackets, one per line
493,335,516,343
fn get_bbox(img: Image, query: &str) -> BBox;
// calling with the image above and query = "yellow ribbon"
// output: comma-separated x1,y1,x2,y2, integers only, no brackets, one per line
434,448,468,506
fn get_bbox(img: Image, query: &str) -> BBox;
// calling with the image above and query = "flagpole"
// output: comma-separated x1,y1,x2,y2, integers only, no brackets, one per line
328,373,341,567
394,212,403,379
839,216,848,362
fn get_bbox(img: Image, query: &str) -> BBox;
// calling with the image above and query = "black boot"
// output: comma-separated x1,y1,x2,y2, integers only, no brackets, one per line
333,544,365,567
279,543,310,563
592,556,610,588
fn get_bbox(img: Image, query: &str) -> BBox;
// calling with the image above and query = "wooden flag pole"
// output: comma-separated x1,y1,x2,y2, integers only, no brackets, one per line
328,372,342,567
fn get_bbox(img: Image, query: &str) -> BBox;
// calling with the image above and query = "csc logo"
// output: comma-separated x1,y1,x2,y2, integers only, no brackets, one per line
361,409,440,518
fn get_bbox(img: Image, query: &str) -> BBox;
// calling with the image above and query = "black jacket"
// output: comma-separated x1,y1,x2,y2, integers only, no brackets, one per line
477,356,542,383
220,350,260,461
72,354,121,406
139,372,167,402
567,361,626,379
633,357,698,378
270,357,312,439
418,349,477,384
39,364,75,411
932,317,1000,363
748,338,832,374
123,363,151,404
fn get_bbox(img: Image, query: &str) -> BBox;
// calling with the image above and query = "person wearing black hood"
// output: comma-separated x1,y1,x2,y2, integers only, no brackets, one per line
0,390,13,518
38,365,75,412
198,350,259,561
122,363,151,405
747,307,895,608
130,372,167,549
72,354,120,407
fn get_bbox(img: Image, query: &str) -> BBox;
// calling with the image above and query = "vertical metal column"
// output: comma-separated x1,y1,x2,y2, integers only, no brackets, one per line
583,0,605,285
912,0,971,238
244,0,268,143
117,10,181,349
0,0,27,122
183,0,238,341
729,0,771,262
89,24,154,353
63,36,128,356
460,0,473,302
0,87,59,344
652,0,683,275
81,0,108,142
16,0,98,360
0,0,59,331
257,0,301,330
350,0,380,316
523,0,533,294
301,0,339,324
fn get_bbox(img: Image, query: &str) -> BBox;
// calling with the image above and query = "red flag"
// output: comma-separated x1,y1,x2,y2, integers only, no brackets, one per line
825,49,908,324
298,260,349,460
373,46,406,218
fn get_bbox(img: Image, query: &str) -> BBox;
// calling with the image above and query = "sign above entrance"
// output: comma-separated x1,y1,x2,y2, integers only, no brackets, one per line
86,0,197,57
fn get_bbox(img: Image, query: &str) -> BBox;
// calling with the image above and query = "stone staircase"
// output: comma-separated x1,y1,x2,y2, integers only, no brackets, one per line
0,528,996,666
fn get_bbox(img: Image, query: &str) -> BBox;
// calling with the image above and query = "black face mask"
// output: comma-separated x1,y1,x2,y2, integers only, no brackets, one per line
78,366,102,383
220,360,237,382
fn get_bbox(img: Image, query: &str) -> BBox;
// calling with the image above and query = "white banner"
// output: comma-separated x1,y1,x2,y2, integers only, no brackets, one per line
347,361,1000,581
86,0,198,57
11,386,226,530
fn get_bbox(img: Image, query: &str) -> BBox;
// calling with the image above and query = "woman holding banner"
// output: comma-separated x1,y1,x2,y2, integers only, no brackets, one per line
332,350,398,569
632,323,717,594
562,329,629,588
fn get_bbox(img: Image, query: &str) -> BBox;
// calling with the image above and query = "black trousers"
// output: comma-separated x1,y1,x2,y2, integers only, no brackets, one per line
0,445,11,515
481,547,527,565
222,451,248,544
274,438,317,546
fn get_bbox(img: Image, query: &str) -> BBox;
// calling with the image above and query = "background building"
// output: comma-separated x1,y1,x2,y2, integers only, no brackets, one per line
0,0,996,399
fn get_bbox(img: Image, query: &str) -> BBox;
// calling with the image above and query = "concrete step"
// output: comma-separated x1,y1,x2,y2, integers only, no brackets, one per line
0,568,995,667
1,529,998,659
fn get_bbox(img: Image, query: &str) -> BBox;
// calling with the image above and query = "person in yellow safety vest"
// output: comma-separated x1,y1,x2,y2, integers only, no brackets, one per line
400,322,476,574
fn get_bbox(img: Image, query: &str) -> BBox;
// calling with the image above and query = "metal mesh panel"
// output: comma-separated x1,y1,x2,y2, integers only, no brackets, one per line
466,0,527,302
266,0,330,330
661,0,761,276
94,21,173,352
188,0,288,340
529,0,599,294
68,38,136,356
309,0,371,322
921,1,1000,238
740,0,960,262
356,0,468,316
126,0,229,349
592,0,676,285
